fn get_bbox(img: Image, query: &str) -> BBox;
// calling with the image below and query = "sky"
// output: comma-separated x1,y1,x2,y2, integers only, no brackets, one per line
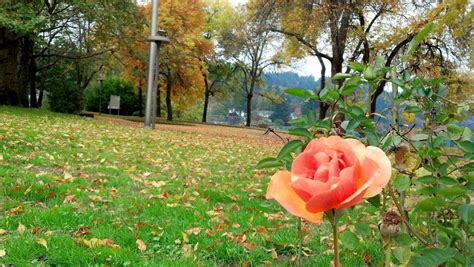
228,0,327,80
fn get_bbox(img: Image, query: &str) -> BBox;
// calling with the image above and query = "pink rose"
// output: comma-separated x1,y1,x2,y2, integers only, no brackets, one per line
266,136,392,223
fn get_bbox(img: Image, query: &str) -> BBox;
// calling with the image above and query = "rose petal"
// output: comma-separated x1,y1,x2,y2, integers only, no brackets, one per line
344,138,366,164
363,146,392,197
328,156,341,177
291,152,318,181
313,164,329,182
305,167,356,213
326,136,358,167
336,177,374,209
304,137,330,153
266,171,323,223
291,176,339,201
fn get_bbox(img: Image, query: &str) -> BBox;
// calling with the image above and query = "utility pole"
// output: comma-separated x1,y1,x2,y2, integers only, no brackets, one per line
144,0,169,129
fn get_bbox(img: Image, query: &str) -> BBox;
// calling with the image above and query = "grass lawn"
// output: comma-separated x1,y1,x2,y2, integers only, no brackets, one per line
0,106,383,266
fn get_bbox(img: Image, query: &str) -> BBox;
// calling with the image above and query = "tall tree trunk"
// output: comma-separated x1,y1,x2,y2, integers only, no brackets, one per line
18,37,31,107
246,93,253,127
202,73,210,123
157,83,161,117
138,84,143,116
166,76,172,121
29,54,37,108
317,56,329,119
0,28,19,105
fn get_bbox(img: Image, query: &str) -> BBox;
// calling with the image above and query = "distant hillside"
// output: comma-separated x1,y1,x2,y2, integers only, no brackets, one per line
264,72,320,90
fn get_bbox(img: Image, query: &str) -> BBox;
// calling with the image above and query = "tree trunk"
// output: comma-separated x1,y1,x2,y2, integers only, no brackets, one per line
138,85,143,116
202,72,210,123
317,56,329,119
157,83,161,117
18,37,31,107
246,93,253,127
29,53,37,108
0,28,20,105
166,76,172,121
203,89,210,123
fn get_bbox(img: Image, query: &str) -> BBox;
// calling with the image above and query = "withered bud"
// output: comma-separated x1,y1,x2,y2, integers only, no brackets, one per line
379,210,402,239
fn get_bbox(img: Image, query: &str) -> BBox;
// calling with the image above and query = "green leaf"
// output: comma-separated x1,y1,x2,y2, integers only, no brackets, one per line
339,231,358,250
438,176,457,185
319,87,329,101
277,140,304,160
459,204,474,224
307,111,317,126
456,140,474,153
332,73,352,80
365,130,378,146
437,185,467,199
348,62,365,72
354,222,371,236
406,22,436,60
405,105,421,113
367,195,380,208
394,175,410,192
416,175,437,183
415,197,446,212
340,84,359,96
394,246,411,264
461,127,472,141
407,247,456,267
285,88,313,100
256,157,283,169
288,128,312,139
410,134,429,141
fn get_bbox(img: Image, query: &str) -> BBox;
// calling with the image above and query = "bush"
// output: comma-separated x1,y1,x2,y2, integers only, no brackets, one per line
85,76,141,116
49,85,83,114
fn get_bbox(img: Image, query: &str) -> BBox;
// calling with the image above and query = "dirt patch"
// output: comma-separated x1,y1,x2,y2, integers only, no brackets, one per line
95,116,290,144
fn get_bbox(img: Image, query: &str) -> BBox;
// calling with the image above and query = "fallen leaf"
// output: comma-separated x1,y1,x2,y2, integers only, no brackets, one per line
186,227,202,235
36,239,48,250
182,232,189,243
183,244,192,257
17,223,26,234
0,229,7,235
31,227,40,234
136,239,146,252
0,249,5,257
24,184,32,195
44,230,54,236
271,248,278,259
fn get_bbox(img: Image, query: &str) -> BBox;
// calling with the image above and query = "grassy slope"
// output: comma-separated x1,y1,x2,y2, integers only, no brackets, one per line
0,107,381,266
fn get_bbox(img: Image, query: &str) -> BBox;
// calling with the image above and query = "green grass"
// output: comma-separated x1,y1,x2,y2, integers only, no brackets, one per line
0,106,383,266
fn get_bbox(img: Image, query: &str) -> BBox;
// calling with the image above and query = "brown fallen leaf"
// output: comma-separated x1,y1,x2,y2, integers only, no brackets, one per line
44,230,54,236
0,229,7,235
17,223,26,234
36,239,48,250
271,248,278,260
186,227,202,235
136,239,146,252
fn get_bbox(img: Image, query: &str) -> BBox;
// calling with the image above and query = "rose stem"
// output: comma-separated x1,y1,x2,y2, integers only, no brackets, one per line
383,238,392,267
331,209,340,267
297,217,302,266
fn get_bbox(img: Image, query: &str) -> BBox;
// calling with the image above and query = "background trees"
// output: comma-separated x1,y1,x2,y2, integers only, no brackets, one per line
0,0,471,130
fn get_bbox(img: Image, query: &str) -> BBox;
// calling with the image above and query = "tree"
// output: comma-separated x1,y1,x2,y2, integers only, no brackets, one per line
261,0,472,119
215,1,279,127
0,0,141,110
271,97,292,125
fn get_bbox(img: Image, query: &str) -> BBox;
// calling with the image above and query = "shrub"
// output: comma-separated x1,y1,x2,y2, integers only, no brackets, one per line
85,76,141,116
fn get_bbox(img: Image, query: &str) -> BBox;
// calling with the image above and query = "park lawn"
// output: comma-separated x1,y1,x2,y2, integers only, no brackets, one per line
0,106,383,266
